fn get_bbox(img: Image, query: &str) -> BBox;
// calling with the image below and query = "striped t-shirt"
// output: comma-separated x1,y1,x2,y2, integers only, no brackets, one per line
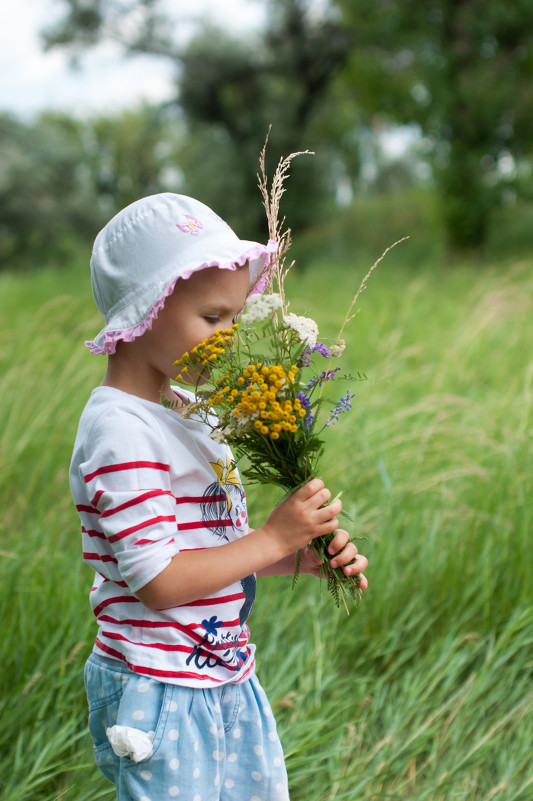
69,386,256,687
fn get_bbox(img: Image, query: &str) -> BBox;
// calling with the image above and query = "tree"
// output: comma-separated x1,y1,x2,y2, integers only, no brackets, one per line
333,0,533,252
42,0,355,237
0,112,103,268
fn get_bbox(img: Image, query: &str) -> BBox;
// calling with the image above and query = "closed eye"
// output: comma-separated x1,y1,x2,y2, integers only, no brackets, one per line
204,316,221,323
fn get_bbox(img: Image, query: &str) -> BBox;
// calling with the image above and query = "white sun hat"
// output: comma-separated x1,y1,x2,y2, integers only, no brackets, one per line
85,192,277,354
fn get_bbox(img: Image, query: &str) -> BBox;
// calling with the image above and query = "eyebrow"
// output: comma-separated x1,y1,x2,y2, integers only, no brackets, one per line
201,302,244,316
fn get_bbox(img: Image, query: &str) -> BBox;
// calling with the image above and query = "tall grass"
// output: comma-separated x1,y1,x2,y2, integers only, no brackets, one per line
1,249,531,800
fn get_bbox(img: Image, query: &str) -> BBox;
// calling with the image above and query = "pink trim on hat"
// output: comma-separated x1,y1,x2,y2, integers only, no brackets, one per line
85,240,277,355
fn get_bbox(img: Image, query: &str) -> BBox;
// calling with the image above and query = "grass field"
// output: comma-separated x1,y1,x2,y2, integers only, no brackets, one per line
1,227,532,800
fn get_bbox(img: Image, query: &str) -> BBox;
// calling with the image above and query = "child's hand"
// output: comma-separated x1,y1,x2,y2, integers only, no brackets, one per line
301,528,369,590
262,478,342,557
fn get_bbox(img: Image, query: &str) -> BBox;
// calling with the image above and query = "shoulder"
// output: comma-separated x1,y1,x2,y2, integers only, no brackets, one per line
75,387,170,458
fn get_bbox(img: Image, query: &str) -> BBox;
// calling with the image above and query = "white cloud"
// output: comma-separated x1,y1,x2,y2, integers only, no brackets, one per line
0,0,264,117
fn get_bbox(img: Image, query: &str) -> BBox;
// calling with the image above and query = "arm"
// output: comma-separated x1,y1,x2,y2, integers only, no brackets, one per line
136,478,342,609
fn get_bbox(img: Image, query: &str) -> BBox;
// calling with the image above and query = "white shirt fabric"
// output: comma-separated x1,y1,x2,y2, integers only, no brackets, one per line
70,386,256,687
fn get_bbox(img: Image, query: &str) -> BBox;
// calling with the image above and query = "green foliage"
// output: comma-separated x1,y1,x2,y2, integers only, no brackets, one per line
40,0,357,238
0,112,104,268
334,0,533,251
0,106,187,272
1,241,532,799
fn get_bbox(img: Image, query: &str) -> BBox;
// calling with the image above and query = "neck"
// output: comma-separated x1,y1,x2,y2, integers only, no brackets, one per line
102,357,178,406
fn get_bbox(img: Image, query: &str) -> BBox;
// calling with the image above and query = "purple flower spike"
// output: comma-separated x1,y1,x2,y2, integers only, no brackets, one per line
300,342,331,366
297,391,314,430
314,342,331,358
297,391,311,409
325,390,356,426
304,367,341,392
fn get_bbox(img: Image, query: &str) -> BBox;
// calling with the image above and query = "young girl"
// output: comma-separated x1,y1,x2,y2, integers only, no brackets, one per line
70,192,368,801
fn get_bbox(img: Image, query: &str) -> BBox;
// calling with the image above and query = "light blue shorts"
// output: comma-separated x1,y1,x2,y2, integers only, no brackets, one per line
84,653,290,801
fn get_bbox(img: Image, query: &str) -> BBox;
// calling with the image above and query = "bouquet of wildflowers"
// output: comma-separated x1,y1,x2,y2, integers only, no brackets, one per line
171,138,406,611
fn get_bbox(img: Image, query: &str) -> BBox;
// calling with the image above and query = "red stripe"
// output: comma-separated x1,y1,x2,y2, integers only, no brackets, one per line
91,490,105,507
100,616,204,644
179,592,245,607
175,494,226,505
102,629,194,653
83,551,118,564
95,639,229,682
93,595,140,617
108,515,176,544
100,490,174,518
85,461,170,483
76,504,99,514
101,628,249,655
177,519,231,531
82,526,106,540
95,574,128,588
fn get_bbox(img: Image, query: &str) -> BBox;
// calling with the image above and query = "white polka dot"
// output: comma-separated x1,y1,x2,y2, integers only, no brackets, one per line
112,710,118,721
213,703,221,714
209,723,218,734
214,774,220,786
169,758,180,770
98,688,105,698
224,779,235,789
269,731,278,742
254,744,263,755
233,727,241,739
213,750,224,761
168,729,179,741
256,717,263,729
228,752,238,763
133,710,145,721
169,787,179,797
137,681,150,693
239,704,246,713
193,767,200,779
218,727,224,738
140,770,152,780
193,795,202,801
140,796,151,801
193,740,199,752
273,757,282,767
167,700,178,712
263,706,272,717
276,783,285,794
251,796,262,801
222,693,231,704
252,771,262,782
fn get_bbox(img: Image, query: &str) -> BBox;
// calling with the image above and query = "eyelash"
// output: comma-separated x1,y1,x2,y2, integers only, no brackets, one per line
204,316,221,324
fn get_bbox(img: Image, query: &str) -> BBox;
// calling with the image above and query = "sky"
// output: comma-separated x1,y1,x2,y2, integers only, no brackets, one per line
0,0,265,118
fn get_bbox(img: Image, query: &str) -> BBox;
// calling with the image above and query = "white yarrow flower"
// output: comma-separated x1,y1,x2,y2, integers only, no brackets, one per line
240,293,282,325
209,429,226,444
283,313,319,349
329,339,346,358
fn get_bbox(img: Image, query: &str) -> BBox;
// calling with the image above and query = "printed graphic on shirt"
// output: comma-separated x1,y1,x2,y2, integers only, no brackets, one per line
200,456,255,628
201,456,248,539
185,614,250,673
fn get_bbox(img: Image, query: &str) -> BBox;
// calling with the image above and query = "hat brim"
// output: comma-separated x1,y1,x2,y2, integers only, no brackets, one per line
85,239,277,355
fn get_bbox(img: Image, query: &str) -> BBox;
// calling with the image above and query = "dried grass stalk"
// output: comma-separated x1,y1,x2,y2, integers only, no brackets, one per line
255,126,313,314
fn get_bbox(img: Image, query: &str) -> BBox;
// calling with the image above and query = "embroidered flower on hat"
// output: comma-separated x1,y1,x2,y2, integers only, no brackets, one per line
176,214,204,236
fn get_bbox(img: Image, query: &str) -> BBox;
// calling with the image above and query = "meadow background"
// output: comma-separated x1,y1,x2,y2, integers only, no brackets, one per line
1,190,532,801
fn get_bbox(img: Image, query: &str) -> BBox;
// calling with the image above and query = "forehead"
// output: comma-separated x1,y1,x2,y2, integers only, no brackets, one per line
188,263,250,300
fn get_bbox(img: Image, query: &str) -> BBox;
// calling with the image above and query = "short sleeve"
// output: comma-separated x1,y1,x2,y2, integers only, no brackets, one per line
75,403,179,593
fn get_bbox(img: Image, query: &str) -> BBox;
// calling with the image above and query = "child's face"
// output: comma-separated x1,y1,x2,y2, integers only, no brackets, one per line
134,263,250,386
